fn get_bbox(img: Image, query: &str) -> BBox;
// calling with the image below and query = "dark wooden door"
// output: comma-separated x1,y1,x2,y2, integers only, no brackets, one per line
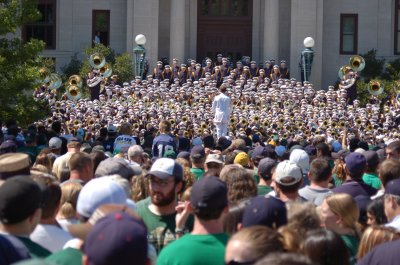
197,0,252,63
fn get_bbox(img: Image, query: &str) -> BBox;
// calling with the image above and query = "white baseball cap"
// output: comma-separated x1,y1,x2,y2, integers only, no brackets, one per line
289,149,310,174
275,160,303,186
77,177,127,218
146,158,183,181
49,137,62,149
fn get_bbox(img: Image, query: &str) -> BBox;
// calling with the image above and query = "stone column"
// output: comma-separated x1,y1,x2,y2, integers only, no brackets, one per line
263,0,280,62
170,0,186,63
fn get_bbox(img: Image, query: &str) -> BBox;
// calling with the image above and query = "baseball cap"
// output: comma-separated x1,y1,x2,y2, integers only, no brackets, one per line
242,196,287,229
95,157,140,179
0,153,31,180
68,204,141,241
289,149,310,174
176,151,190,161
0,140,17,153
385,179,400,196
363,150,379,166
345,152,366,176
234,152,250,166
275,160,303,186
190,146,206,159
205,154,224,164
190,176,228,211
163,149,177,159
275,145,286,157
49,137,62,149
84,212,148,265
146,158,183,181
0,175,43,224
258,158,277,179
77,177,127,218
332,141,342,152
252,146,274,160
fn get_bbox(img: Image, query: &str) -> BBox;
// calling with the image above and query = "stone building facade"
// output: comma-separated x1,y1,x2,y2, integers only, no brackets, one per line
23,0,400,89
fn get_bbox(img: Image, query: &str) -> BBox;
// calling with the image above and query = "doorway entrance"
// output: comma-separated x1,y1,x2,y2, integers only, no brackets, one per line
197,0,253,64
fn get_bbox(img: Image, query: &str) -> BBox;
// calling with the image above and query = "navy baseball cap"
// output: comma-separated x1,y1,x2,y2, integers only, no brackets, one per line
385,179,400,196
345,152,366,176
84,212,148,265
242,196,287,229
190,176,228,211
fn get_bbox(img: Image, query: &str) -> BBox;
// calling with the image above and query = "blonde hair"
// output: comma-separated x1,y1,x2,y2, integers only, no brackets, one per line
131,173,150,202
357,226,400,259
325,193,360,237
229,226,284,261
59,182,82,219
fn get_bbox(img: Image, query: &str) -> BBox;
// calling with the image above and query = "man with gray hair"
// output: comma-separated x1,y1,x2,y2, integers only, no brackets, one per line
128,145,145,167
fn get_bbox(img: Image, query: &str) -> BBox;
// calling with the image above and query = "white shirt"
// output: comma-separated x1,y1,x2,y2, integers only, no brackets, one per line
30,224,73,253
212,93,232,123
386,215,400,231
113,135,136,154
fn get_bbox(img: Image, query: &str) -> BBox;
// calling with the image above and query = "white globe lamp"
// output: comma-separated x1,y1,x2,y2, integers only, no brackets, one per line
135,34,146,46
303,37,315,48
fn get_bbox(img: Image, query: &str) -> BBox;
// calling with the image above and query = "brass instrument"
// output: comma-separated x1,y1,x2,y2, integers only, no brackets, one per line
39,67,51,83
66,85,81,100
100,63,113,78
89,53,106,69
349,55,365,72
240,119,247,126
338,121,346,128
182,116,188,123
253,116,260,122
263,119,269,127
230,117,237,124
338,65,352,80
133,123,139,129
68,75,83,88
47,73,62,90
355,118,362,127
201,123,207,129
170,119,176,125
368,80,383,96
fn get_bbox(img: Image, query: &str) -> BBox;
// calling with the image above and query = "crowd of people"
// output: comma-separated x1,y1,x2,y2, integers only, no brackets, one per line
1,55,400,265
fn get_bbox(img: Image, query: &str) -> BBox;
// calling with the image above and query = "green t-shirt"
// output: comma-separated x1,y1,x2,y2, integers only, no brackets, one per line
190,168,205,181
157,233,229,265
17,236,51,258
253,169,260,185
341,234,359,265
46,248,83,265
257,185,272,196
362,172,382,190
136,198,193,253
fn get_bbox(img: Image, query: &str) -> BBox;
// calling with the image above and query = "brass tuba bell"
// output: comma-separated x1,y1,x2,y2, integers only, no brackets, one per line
66,85,81,100
89,53,106,69
349,55,365,72
368,80,383,96
100,63,113,78
47,73,62,90
68,75,83,88
338,65,352,80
